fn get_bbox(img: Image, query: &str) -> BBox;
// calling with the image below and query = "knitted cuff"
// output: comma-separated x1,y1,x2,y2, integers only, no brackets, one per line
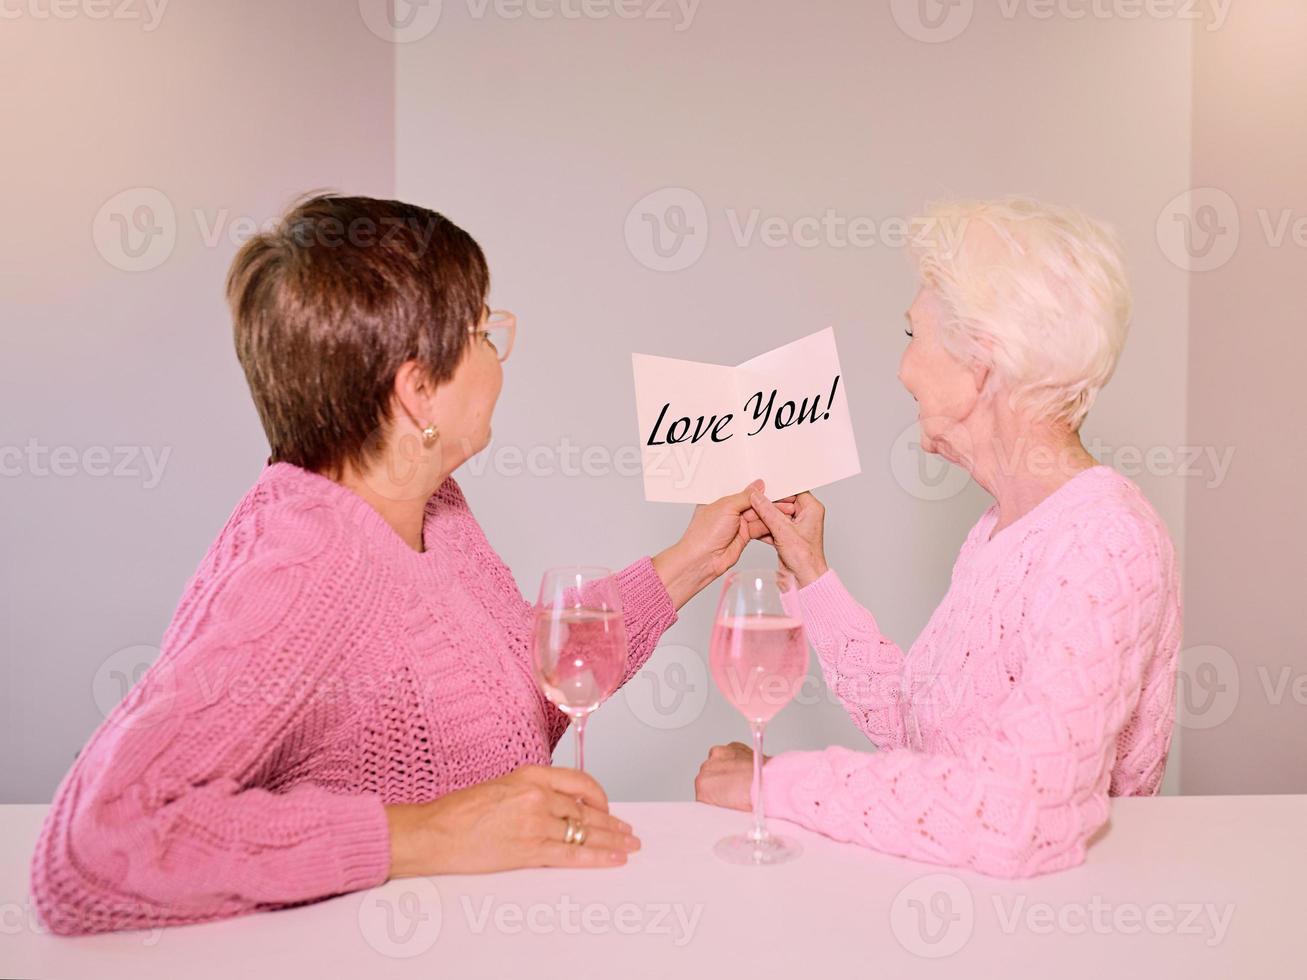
797,569,881,651
756,749,832,821
617,555,678,653
328,793,394,893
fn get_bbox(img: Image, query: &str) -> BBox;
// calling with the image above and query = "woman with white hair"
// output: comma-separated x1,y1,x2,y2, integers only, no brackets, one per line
695,198,1183,878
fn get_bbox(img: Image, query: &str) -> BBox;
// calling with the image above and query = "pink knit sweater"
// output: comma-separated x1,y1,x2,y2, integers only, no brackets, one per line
30,462,677,935
761,465,1182,877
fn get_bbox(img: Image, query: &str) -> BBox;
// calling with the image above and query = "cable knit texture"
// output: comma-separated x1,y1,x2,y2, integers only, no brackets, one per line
30,462,677,935
761,465,1182,878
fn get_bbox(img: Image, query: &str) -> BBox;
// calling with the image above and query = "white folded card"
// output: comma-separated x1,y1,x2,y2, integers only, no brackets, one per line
631,327,862,504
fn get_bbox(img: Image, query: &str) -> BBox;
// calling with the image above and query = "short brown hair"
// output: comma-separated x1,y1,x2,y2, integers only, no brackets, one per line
226,193,489,478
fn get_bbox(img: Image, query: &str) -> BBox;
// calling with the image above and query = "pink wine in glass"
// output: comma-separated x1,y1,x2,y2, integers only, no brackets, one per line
709,615,807,724
530,567,628,772
709,568,809,866
534,608,626,715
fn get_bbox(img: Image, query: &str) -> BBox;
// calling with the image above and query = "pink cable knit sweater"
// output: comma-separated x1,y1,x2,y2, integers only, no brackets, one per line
761,465,1182,877
30,462,677,935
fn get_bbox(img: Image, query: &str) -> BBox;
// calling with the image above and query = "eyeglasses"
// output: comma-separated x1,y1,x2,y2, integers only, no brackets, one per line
470,309,516,362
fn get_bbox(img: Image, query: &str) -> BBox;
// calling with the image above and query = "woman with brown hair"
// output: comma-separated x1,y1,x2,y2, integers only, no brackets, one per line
31,194,773,935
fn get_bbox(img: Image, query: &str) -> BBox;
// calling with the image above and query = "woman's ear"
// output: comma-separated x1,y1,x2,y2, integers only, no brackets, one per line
952,356,992,426
969,359,992,399
393,360,437,428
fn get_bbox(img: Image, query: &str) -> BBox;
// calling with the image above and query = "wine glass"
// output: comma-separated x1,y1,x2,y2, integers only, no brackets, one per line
708,567,809,865
531,566,628,772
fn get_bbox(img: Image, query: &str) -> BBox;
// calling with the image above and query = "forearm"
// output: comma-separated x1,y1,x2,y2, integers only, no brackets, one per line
797,570,909,747
760,744,1104,879
386,801,432,879
762,559,1156,877
32,591,391,932
651,540,716,610
33,767,390,934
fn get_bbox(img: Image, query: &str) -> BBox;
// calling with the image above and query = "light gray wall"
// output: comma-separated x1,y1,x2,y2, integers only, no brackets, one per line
4,1,1230,806
0,2,395,803
394,0,1193,800
1180,4,1307,793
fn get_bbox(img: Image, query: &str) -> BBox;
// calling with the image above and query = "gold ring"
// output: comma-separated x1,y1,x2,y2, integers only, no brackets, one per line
563,816,587,846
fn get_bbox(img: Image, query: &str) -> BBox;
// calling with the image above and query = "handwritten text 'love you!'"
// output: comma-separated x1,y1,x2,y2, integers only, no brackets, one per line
631,328,862,504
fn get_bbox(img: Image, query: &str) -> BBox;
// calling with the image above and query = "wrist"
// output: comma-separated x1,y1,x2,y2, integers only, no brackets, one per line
793,556,829,589
652,540,714,609
384,803,426,879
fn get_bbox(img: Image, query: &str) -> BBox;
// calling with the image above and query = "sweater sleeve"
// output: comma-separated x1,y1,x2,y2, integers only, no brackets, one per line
760,514,1177,878
30,498,393,935
794,570,909,749
614,557,679,687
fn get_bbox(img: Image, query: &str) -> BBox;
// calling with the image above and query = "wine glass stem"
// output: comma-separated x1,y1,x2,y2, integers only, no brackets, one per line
750,720,767,843
573,713,588,772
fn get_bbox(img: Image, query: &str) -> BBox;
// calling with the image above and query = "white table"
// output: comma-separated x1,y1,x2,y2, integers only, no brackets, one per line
2,797,1303,979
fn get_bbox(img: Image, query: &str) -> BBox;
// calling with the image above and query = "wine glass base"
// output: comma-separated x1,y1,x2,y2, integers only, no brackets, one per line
713,832,802,866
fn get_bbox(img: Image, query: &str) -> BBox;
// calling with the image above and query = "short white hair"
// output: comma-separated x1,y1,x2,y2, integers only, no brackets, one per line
908,197,1132,430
